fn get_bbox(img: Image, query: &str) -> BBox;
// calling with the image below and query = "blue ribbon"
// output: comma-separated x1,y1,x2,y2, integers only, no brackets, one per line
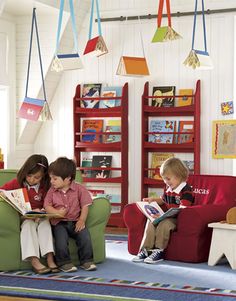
191,0,208,55
88,0,102,40
55,0,79,54
25,7,46,101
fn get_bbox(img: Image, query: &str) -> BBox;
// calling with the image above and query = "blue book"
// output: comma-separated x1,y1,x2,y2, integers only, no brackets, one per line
149,120,176,143
99,86,122,108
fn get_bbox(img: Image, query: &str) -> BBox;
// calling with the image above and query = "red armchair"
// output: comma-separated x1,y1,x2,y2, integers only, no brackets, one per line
123,175,236,263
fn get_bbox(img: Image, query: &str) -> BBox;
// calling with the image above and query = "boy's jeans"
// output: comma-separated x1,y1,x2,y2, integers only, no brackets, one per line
52,221,94,266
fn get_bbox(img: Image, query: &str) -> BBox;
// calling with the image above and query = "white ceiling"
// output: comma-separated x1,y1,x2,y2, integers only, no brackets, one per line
3,0,58,16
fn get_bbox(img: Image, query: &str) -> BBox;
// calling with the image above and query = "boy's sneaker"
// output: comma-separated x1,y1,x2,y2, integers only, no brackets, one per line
80,262,97,271
132,248,148,262
60,263,78,272
144,249,164,264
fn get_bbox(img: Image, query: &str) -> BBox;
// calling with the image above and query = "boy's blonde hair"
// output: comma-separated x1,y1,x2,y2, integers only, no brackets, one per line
160,157,189,181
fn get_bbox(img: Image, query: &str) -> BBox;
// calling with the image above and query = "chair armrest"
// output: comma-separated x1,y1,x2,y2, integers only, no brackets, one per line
86,197,111,228
177,204,232,235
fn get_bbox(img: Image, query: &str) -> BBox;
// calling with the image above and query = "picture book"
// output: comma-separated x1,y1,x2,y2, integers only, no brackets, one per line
149,120,176,144
136,201,181,225
152,86,175,107
104,119,121,143
221,101,234,115
81,158,92,177
91,155,112,178
88,189,105,198
96,194,121,203
0,188,61,218
177,89,193,107
150,153,174,179
183,160,194,174
81,83,102,108
81,119,103,143
177,121,194,144
100,86,122,108
116,56,150,77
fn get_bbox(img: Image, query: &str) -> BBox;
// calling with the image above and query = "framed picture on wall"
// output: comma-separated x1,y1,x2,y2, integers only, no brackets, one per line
212,120,236,158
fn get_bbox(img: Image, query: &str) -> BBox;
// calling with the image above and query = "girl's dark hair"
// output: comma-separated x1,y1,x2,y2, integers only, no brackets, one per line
17,154,50,189
48,157,76,181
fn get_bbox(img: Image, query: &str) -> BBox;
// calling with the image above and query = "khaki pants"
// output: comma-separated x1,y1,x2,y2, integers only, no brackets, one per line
142,218,177,250
20,219,55,261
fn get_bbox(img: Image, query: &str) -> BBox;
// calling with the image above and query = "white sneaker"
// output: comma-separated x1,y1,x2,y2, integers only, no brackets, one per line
80,262,97,271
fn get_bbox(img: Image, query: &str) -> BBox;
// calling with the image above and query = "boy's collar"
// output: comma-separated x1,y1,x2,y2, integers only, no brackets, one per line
166,182,186,194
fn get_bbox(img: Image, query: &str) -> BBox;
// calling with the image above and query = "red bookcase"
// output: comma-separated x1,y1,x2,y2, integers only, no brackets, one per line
141,80,201,198
73,83,129,227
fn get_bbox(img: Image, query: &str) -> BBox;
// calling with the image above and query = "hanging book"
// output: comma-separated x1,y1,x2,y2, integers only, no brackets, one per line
151,0,182,43
91,155,112,178
177,89,193,107
177,121,194,144
51,0,83,72
152,86,175,107
83,0,108,57
18,97,44,121
82,119,103,143
116,56,149,77
81,83,102,108
149,120,176,144
84,36,108,57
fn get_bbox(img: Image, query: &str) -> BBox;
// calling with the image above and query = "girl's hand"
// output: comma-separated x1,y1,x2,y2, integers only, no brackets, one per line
75,219,85,232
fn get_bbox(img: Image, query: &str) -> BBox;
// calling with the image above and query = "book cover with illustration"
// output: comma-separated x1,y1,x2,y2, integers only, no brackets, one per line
152,86,175,107
104,119,121,143
177,120,194,144
99,86,122,108
177,89,193,107
88,189,105,198
149,120,176,143
91,155,112,178
81,83,102,108
150,153,174,179
81,158,92,177
136,201,181,225
0,188,60,218
81,119,103,143
183,160,194,174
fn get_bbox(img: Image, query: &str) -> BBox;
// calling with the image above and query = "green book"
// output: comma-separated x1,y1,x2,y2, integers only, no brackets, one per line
152,26,169,43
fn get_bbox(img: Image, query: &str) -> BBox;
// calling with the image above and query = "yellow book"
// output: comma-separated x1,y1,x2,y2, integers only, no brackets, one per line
177,89,193,107
150,153,174,179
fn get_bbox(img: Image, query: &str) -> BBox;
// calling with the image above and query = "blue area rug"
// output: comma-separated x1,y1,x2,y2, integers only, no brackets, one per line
0,235,235,301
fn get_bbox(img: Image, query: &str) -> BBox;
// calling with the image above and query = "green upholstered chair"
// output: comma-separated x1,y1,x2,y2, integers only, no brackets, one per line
0,169,111,271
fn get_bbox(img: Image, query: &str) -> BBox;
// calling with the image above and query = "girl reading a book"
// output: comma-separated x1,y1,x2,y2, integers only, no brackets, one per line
0,154,58,274
132,157,194,264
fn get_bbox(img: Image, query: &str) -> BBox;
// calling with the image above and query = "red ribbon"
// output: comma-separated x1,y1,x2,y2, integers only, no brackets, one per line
157,0,171,28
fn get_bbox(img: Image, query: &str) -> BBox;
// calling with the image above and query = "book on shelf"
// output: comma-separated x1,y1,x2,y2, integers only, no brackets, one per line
177,89,193,107
149,120,176,143
150,153,174,179
96,193,121,203
88,189,105,198
183,160,194,174
81,83,102,108
152,86,175,107
91,155,112,178
136,201,181,225
177,120,194,144
104,119,121,143
81,119,103,143
99,86,122,108
111,205,121,214
0,188,61,218
81,158,92,177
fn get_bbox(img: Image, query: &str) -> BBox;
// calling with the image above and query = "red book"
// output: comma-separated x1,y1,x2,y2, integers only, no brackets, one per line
83,36,108,57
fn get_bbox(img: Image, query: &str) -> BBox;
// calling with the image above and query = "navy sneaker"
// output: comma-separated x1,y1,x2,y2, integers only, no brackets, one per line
144,249,164,264
132,248,148,262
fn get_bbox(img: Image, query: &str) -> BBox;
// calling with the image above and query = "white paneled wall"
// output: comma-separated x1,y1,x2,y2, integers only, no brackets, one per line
33,0,235,202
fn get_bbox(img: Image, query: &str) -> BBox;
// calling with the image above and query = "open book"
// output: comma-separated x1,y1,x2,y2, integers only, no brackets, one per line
136,201,181,225
0,188,61,219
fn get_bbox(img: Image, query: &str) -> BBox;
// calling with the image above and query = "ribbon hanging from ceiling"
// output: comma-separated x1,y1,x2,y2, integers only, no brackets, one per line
152,0,182,43
183,0,213,70
18,7,52,121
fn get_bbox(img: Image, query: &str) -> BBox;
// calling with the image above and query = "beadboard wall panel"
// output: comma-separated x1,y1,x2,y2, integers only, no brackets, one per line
33,1,235,202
